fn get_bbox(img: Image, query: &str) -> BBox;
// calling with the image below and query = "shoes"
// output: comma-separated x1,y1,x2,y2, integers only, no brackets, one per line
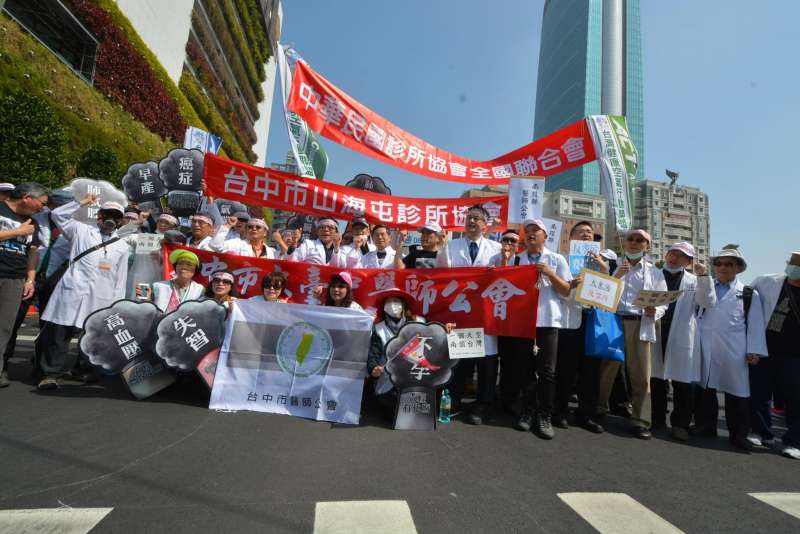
633,427,652,440
552,414,569,429
781,446,800,460
466,403,487,426
772,407,785,417
534,413,554,440
0,371,9,388
610,402,633,418
671,427,690,442
689,424,718,438
575,414,604,434
730,436,753,452
515,412,533,432
37,375,60,390
745,434,763,447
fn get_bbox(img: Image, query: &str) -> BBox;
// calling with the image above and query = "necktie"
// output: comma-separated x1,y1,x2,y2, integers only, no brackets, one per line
376,251,387,260
469,241,478,263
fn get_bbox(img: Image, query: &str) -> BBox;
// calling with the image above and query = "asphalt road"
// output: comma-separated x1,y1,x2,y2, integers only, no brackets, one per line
1,322,799,533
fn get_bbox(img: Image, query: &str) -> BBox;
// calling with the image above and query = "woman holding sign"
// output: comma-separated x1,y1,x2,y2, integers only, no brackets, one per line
144,250,205,312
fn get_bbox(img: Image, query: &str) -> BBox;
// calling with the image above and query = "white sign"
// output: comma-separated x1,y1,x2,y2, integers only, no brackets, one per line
446,328,486,359
633,289,683,308
183,126,222,154
542,217,563,251
508,177,545,224
575,269,624,313
135,233,163,254
569,240,602,275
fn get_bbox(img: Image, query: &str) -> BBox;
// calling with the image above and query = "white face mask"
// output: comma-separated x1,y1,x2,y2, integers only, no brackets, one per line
383,300,405,319
663,265,684,274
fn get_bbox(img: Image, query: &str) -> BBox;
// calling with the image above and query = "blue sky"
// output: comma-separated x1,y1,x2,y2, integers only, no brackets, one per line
265,0,799,280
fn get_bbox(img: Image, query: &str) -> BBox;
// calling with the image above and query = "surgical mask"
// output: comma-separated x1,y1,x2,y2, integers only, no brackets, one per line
99,217,120,234
383,301,404,319
663,265,684,274
625,251,644,261
785,264,800,280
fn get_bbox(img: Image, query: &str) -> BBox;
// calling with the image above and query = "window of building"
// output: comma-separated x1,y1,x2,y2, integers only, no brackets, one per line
3,0,98,83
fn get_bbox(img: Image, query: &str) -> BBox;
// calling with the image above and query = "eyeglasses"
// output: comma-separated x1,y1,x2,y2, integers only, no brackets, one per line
265,283,284,290
501,238,519,244
246,224,265,230
626,237,647,243
466,215,486,222
713,261,738,268
317,225,336,231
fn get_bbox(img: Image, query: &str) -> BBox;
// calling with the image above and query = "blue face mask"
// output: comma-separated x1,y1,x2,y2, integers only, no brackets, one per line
663,265,684,274
625,251,644,261
785,264,800,280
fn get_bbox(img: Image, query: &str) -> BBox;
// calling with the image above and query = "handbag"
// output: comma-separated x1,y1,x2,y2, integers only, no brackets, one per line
584,308,625,362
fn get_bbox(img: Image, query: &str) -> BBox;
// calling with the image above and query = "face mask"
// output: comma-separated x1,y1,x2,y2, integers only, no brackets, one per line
663,265,684,274
99,217,120,234
785,264,800,280
383,301,405,319
625,251,644,261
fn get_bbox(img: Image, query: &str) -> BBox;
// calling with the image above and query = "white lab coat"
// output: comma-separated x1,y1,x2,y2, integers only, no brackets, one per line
151,280,206,312
651,272,716,383
289,239,346,267
186,235,212,250
615,259,667,343
41,201,130,328
697,278,769,397
360,247,397,269
437,236,501,354
513,247,571,329
209,226,276,258
751,273,787,322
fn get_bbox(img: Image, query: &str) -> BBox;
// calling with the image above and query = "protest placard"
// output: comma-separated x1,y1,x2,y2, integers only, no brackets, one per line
446,328,486,359
508,177,545,224
542,217,563,251
633,289,684,308
575,269,624,313
569,240,602,275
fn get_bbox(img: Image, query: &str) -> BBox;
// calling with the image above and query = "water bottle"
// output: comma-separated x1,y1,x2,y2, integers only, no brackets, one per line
438,389,451,424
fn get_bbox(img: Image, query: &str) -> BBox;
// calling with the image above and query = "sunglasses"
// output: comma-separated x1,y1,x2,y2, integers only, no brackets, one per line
265,283,284,290
212,278,233,285
246,224,265,230
626,237,647,243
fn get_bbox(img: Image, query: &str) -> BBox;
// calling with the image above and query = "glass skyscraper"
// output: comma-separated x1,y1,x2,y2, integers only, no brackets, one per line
533,0,644,194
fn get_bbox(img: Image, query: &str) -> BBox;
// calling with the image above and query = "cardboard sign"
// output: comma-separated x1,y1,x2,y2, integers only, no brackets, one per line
568,240,602,275
69,178,128,225
394,387,436,431
122,161,165,203
575,269,624,313
446,328,486,359
159,148,204,192
121,355,176,400
135,234,163,254
542,217,563,251
508,177,545,224
154,299,227,371
633,289,683,308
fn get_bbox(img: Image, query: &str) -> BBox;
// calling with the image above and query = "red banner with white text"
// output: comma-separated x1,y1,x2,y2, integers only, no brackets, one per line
288,60,597,185
204,154,509,231
164,245,538,338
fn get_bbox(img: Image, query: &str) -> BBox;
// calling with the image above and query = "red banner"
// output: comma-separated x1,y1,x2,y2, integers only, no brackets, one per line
204,154,509,231
288,60,597,185
164,245,538,338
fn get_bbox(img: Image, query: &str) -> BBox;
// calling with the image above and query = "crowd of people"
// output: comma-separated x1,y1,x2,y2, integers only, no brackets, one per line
1,180,798,461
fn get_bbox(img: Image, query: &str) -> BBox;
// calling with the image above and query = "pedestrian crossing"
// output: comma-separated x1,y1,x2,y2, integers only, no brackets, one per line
2,493,800,532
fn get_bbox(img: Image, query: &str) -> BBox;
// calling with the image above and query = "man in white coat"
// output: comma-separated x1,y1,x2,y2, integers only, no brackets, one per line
210,217,277,258
36,195,130,389
695,245,768,451
650,242,715,441
436,205,501,425
751,251,800,459
359,225,396,269
185,213,215,250
597,228,667,440
289,218,347,267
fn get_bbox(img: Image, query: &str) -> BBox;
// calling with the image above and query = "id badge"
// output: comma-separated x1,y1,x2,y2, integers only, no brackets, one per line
98,260,113,272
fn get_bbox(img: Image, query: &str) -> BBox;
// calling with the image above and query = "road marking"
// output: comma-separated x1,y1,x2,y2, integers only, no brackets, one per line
558,493,684,534
0,507,112,534
749,492,800,520
314,500,418,534
14,335,77,344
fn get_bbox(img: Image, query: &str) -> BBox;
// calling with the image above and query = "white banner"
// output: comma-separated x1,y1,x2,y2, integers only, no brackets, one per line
276,44,318,178
209,299,373,424
587,115,637,232
508,177,545,224
542,217,563,251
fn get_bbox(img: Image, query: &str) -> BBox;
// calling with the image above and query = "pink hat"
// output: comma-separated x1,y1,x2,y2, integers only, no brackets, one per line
336,271,353,287
158,213,178,225
522,219,548,235
419,221,443,234
100,201,124,215
211,271,235,283
626,228,652,242
246,218,268,229
124,211,139,219
668,241,695,258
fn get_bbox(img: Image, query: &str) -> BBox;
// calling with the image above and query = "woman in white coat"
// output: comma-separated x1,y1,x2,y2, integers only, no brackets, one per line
650,242,715,441
144,250,206,312
37,195,130,389
695,245,768,451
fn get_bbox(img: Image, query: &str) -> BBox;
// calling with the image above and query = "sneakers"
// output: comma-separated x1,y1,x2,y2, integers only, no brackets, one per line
781,446,800,460
534,413,554,440
671,427,690,442
515,412,533,432
0,371,9,388
37,376,60,390
552,414,569,429
466,403,488,426
745,434,764,447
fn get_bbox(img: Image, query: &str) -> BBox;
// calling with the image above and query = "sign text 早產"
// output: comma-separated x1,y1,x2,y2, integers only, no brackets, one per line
163,245,539,339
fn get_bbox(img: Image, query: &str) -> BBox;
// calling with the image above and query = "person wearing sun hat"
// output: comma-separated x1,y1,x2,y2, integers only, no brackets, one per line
595,227,668,440
694,244,768,451
321,271,362,310
36,191,131,390
648,241,715,441
143,249,205,312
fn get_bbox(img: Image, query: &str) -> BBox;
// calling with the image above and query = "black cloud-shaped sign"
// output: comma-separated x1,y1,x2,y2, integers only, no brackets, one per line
78,300,162,374
214,199,248,218
345,173,392,196
122,161,165,202
154,299,227,371
159,148,204,192
384,322,457,389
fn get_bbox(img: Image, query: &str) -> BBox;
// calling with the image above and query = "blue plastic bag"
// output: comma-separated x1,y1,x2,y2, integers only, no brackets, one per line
584,308,625,361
